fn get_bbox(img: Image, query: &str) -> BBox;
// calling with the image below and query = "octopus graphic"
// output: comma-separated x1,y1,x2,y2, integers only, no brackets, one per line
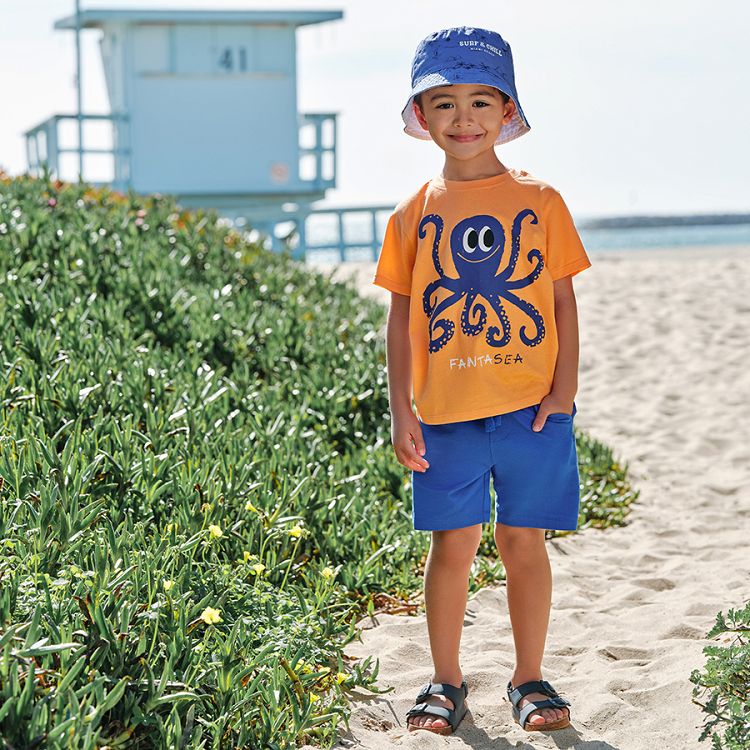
421,210,545,353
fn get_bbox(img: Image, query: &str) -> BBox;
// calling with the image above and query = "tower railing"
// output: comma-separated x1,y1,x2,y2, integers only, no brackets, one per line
253,204,392,261
24,113,131,190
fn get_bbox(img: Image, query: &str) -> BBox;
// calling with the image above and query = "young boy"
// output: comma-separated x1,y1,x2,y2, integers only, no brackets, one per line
372,27,591,735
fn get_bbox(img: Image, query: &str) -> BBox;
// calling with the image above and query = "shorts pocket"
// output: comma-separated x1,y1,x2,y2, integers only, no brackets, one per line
546,412,573,423
530,400,577,425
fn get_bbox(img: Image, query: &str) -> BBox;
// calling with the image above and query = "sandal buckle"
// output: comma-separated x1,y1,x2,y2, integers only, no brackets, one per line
540,679,558,696
406,702,429,717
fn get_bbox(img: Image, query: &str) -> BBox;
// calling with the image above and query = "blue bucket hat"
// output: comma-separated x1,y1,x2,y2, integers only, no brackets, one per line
402,27,531,146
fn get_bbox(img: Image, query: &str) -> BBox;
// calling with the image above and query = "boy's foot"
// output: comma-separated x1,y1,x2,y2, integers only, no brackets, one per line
510,678,570,727
406,693,454,730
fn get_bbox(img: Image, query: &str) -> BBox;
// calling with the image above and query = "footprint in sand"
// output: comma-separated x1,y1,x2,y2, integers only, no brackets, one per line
653,527,681,539
550,645,588,657
598,645,653,662
658,623,706,640
705,482,740,496
607,677,637,693
684,601,722,617
633,553,669,565
620,589,655,603
632,577,676,592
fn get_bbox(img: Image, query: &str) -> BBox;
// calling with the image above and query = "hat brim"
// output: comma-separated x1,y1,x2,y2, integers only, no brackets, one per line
401,72,531,146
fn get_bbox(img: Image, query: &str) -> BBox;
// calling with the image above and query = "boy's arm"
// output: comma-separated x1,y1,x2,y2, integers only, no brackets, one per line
532,275,579,430
386,293,413,413
386,292,430,472
549,275,579,406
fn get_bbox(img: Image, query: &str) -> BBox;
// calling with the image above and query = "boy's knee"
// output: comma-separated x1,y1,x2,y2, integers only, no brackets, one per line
430,524,482,565
493,523,545,549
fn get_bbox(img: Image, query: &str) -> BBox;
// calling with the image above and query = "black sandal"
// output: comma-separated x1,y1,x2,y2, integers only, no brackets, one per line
506,679,571,731
405,680,469,735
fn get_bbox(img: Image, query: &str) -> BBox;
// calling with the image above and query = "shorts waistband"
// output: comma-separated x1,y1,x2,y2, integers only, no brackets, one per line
484,415,501,433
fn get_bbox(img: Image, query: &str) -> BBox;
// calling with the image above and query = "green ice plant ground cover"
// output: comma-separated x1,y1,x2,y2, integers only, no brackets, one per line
0,172,639,748
691,602,750,750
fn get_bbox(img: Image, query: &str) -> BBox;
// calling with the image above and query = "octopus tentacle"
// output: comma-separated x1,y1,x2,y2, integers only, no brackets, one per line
419,214,446,278
484,292,512,348
423,275,461,316
504,249,544,289
460,291,487,336
498,209,539,282
496,288,546,346
428,289,465,352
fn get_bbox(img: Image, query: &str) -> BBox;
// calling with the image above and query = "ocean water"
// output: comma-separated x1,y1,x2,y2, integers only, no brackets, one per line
301,212,750,264
578,222,750,252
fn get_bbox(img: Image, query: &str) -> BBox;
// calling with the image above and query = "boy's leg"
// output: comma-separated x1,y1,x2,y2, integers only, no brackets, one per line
494,523,569,727
408,523,482,730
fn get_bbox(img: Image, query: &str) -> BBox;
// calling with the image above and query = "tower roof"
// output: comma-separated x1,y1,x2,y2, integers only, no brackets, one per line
54,8,343,30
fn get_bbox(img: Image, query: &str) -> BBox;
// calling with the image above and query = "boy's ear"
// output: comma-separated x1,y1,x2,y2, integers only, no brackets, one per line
503,97,517,124
413,100,429,131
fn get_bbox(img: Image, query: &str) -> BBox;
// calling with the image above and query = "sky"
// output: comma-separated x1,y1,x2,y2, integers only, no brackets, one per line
1,0,748,219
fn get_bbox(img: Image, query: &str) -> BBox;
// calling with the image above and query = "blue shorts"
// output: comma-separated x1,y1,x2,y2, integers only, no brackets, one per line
412,402,580,532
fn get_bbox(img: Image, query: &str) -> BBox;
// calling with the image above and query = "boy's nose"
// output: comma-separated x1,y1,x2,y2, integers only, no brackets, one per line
453,110,475,126
453,102,476,117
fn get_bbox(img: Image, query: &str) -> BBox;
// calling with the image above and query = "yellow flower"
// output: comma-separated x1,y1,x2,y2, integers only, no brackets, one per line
165,522,177,533
321,566,335,580
245,500,259,512
250,563,266,575
309,692,320,703
208,524,223,538
200,606,222,625
163,579,174,591
297,658,313,675
243,551,252,562
336,672,349,685
288,524,304,539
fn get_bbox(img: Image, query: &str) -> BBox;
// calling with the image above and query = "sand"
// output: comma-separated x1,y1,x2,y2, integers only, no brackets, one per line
307,244,750,749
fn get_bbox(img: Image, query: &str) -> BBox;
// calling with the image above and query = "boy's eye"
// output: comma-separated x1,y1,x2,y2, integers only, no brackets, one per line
434,101,490,109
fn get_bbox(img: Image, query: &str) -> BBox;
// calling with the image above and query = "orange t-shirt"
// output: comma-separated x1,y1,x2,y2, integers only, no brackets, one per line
372,168,592,424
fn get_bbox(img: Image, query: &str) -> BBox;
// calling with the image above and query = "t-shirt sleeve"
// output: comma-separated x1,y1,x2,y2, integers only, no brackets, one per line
544,189,592,281
372,208,417,296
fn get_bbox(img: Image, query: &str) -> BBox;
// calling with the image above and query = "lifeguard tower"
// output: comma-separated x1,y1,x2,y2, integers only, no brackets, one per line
24,7,391,260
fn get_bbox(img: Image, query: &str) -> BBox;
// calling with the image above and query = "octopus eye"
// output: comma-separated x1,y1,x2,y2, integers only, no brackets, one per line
478,226,495,252
462,227,479,253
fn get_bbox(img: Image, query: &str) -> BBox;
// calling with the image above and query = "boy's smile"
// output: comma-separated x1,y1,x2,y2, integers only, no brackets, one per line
413,83,516,179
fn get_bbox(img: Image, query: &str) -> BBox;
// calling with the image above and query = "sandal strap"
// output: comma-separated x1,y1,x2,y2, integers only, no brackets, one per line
406,702,451,720
507,679,568,706
415,680,468,707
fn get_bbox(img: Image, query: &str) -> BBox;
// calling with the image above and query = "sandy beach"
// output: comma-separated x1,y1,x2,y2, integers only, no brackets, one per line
308,244,750,749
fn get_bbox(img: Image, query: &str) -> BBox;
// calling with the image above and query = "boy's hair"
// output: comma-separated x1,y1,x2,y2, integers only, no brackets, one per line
413,88,510,113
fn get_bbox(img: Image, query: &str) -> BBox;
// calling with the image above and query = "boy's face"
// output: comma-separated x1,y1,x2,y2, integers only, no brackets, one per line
413,83,516,161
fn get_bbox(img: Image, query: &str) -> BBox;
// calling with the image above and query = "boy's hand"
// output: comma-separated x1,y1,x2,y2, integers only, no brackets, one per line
391,408,430,472
532,392,575,432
